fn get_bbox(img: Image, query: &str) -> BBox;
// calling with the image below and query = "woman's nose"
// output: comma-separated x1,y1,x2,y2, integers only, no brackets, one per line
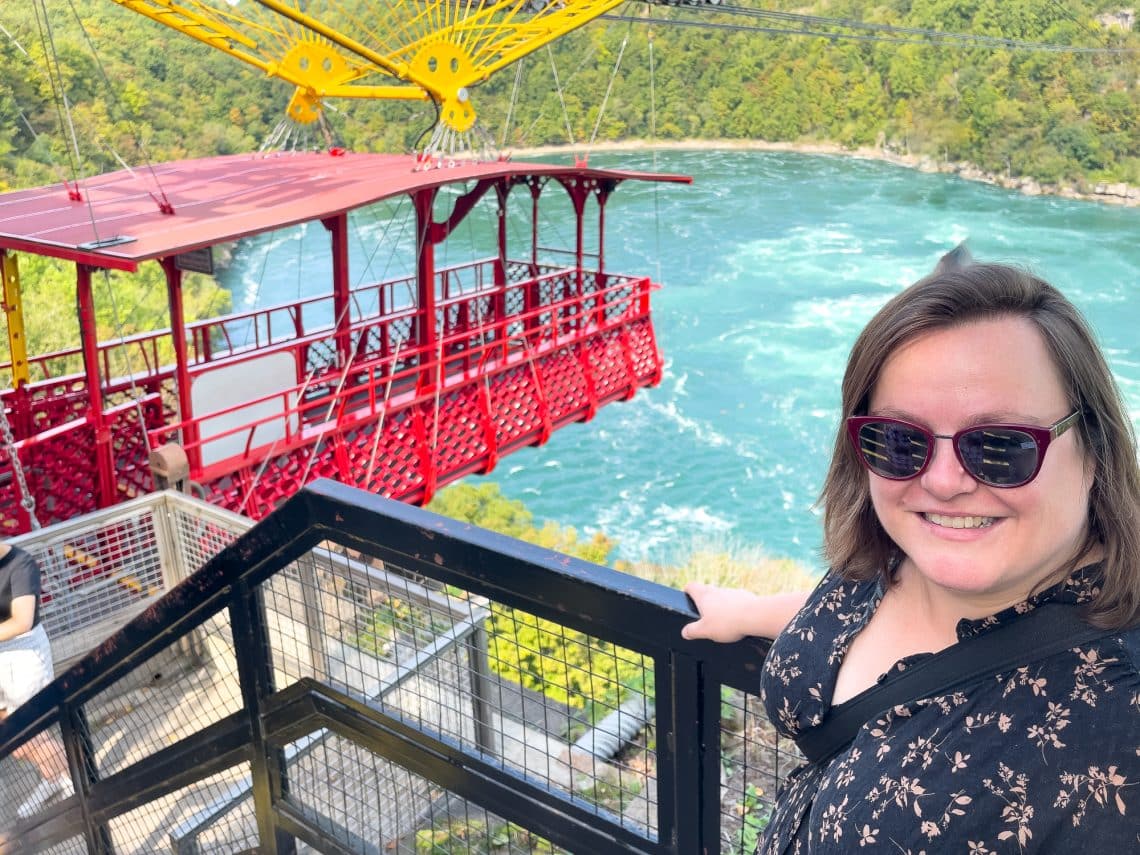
919,437,979,498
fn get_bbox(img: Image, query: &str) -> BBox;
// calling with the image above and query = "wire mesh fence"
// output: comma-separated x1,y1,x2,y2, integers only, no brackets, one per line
1,485,798,854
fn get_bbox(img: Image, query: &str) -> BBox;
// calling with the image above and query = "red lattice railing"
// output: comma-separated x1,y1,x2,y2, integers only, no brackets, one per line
1,260,660,533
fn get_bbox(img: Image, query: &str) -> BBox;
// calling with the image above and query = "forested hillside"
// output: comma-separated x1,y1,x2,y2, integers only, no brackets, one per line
2,1,1139,189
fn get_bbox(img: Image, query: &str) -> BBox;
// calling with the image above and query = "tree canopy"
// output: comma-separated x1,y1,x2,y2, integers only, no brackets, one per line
2,1,1138,188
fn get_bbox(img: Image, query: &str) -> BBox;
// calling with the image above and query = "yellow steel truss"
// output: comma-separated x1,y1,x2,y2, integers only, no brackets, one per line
111,0,629,131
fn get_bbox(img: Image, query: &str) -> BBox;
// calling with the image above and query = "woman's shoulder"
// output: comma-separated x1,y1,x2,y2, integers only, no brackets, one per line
0,545,39,577
1101,620,1140,677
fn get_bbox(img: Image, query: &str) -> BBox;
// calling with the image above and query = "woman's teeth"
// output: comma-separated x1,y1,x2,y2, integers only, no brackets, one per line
924,513,996,529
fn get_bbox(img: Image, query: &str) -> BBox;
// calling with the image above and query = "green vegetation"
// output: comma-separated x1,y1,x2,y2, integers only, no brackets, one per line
486,603,651,722
3,2,1140,190
415,819,565,853
425,482,810,725
733,783,772,853
427,482,616,565
574,774,644,814
352,592,453,657
2,3,1136,364
3,254,230,385
428,483,647,721
427,482,815,593
631,537,817,595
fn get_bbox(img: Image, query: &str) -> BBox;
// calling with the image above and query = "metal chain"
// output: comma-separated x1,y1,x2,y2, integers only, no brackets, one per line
0,397,40,528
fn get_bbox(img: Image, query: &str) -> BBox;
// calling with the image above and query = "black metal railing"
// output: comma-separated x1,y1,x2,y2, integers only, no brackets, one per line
0,480,796,854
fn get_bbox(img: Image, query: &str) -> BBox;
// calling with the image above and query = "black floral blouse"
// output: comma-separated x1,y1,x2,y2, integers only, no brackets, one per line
758,565,1140,853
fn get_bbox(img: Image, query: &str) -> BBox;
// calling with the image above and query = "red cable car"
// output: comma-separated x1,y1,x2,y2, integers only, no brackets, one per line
0,150,689,533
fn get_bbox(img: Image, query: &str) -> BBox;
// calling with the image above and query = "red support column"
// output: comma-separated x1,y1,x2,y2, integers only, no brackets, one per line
593,187,608,328
161,258,199,470
77,265,115,508
413,187,439,501
414,188,439,361
525,181,542,335
530,182,540,273
323,214,352,368
494,184,509,346
563,178,590,337
597,190,607,276
597,182,614,296
569,179,588,299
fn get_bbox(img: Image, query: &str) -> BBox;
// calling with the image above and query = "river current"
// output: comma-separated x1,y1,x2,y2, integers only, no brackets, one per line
218,149,1140,571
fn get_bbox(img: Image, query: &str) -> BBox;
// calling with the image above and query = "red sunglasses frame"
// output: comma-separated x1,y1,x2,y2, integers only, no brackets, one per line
845,411,1082,488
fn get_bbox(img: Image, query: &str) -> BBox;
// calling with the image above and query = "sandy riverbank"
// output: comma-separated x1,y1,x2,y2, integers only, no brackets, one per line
507,138,1140,208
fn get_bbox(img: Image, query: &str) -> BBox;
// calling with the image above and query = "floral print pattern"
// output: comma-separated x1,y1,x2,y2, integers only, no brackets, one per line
758,565,1140,853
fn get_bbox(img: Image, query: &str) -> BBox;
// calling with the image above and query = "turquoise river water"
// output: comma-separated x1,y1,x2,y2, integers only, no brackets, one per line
218,149,1140,571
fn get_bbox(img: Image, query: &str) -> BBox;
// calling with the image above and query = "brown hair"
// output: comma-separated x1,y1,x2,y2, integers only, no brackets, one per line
819,260,1140,629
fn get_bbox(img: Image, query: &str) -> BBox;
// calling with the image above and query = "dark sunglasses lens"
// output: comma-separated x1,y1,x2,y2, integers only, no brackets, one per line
857,421,930,479
956,427,1040,486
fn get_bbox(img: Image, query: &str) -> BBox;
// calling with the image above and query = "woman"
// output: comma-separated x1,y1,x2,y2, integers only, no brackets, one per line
0,541,73,820
683,260,1140,851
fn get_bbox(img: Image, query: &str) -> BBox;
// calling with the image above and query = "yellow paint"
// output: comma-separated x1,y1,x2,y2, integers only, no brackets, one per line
110,0,629,133
1,252,28,388
410,40,477,131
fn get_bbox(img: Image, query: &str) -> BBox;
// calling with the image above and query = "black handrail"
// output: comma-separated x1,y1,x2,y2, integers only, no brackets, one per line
0,479,779,854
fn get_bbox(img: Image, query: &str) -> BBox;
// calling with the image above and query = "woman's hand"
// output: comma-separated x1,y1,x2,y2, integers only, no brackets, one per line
681,583,811,642
682,582,753,642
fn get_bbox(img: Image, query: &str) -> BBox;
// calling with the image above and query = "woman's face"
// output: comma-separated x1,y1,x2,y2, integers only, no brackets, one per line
866,316,1094,613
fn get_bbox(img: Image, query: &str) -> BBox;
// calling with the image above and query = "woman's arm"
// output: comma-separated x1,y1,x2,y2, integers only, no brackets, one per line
681,583,810,642
0,594,36,642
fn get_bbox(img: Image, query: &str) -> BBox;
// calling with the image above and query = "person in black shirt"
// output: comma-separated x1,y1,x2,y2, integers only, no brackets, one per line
0,542,74,820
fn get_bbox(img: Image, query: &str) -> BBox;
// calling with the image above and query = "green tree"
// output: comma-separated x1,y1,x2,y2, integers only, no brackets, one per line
427,481,616,564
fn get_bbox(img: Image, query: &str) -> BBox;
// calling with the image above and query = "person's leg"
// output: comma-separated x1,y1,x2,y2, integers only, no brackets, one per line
7,713,74,818
13,727,69,779
1,630,74,819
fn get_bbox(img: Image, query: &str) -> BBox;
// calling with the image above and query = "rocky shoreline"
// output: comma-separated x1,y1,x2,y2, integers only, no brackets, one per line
509,138,1140,208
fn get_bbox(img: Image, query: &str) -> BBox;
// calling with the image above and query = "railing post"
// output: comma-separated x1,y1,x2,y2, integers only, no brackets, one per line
299,558,330,683
469,620,497,756
60,704,113,855
230,581,296,855
662,651,720,854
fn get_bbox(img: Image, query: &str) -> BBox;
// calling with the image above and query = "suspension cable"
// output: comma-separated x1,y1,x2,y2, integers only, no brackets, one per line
30,2,83,195
547,44,577,149
502,59,526,150
30,1,158,475
648,19,662,286
62,0,175,211
518,39,599,149
587,22,633,155
362,331,407,490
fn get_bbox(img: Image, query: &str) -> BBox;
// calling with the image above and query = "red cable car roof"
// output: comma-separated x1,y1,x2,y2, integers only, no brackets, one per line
0,151,691,271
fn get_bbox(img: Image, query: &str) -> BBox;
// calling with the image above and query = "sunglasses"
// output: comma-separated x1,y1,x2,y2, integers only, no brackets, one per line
846,411,1082,488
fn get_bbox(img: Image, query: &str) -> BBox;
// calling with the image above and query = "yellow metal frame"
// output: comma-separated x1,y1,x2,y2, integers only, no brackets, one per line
111,0,630,130
1,251,29,388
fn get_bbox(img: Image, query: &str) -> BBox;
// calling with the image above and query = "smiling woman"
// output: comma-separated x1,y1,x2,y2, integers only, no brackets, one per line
859,317,1095,627
682,256,1140,853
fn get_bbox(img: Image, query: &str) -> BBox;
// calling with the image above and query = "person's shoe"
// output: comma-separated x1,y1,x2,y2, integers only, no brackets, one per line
16,775,70,820
55,774,74,800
